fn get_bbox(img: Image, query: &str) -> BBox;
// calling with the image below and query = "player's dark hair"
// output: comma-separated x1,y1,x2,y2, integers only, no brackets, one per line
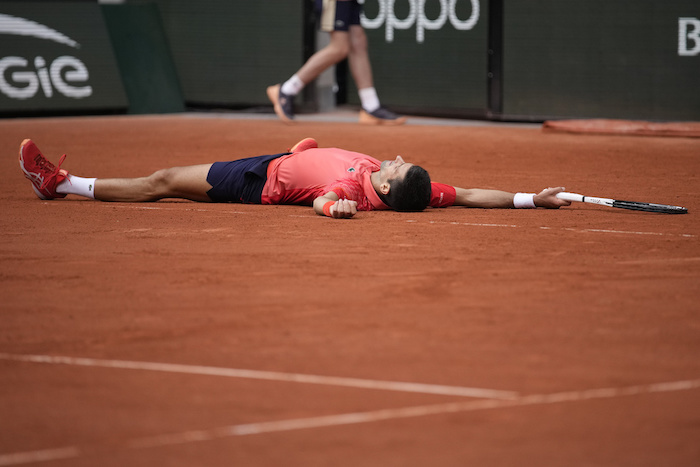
382,165,432,212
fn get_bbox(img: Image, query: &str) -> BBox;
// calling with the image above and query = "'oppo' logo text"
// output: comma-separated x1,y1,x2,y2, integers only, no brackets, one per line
361,0,480,43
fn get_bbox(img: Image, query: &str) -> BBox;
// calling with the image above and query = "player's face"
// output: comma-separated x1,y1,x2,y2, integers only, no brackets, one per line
380,155,413,182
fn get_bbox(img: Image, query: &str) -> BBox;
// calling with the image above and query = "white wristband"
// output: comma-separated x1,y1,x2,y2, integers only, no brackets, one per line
513,192,536,209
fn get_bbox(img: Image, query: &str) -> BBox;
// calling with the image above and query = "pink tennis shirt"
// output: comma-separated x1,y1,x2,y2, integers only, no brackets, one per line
261,147,456,210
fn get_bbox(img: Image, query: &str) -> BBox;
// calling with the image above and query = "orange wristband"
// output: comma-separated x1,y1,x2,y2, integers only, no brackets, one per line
322,201,335,217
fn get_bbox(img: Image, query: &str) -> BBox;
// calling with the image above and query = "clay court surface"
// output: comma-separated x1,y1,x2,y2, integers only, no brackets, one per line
1,114,699,466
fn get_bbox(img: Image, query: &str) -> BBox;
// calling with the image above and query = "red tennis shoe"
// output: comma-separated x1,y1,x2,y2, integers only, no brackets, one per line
288,137,318,153
19,139,69,200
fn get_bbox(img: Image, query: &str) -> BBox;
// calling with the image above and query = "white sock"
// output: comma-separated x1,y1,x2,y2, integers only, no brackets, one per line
358,87,381,113
281,74,305,96
56,174,97,199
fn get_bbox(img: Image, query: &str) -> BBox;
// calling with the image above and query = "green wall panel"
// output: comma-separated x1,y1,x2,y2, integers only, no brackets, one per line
130,0,305,107
102,3,185,114
503,0,700,121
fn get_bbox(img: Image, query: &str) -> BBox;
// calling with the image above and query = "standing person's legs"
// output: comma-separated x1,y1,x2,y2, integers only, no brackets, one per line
267,31,350,123
347,26,406,125
267,31,350,122
267,0,404,124
267,0,354,122
296,31,350,84
341,4,407,125
347,25,373,91
347,24,381,113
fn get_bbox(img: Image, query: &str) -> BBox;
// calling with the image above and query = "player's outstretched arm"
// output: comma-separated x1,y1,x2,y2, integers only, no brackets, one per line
313,192,358,219
453,188,514,208
453,186,571,209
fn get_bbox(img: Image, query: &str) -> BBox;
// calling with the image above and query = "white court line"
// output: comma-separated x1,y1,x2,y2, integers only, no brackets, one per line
110,205,251,214
0,448,79,466
422,220,696,238
431,221,519,228
128,378,700,447
2,378,699,465
0,353,518,400
617,257,700,265
77,205,698,238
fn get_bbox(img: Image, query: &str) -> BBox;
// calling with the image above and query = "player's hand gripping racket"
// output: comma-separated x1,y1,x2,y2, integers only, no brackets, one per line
555,192,688,214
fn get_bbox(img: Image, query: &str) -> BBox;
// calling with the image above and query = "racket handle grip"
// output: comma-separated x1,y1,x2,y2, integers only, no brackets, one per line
556,192,585,202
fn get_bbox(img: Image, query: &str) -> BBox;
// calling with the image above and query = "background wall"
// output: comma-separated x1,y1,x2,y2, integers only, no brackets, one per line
129,0,306,108
502,0,700,121
1,0,698,121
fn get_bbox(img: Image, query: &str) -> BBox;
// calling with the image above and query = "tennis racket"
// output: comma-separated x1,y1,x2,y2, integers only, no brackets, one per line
556,192,688,214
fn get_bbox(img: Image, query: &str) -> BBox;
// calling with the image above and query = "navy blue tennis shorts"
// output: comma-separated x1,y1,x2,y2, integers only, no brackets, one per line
206,153,288,204
316,0,362,32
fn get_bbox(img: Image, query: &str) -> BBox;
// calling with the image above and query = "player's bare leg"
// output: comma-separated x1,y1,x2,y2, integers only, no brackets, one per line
93,164,214,202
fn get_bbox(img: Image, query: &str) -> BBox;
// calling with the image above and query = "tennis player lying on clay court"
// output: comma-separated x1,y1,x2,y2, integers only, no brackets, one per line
18,138,570,218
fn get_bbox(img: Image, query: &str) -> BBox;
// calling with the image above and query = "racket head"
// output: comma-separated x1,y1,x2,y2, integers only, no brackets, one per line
612,200,688,214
